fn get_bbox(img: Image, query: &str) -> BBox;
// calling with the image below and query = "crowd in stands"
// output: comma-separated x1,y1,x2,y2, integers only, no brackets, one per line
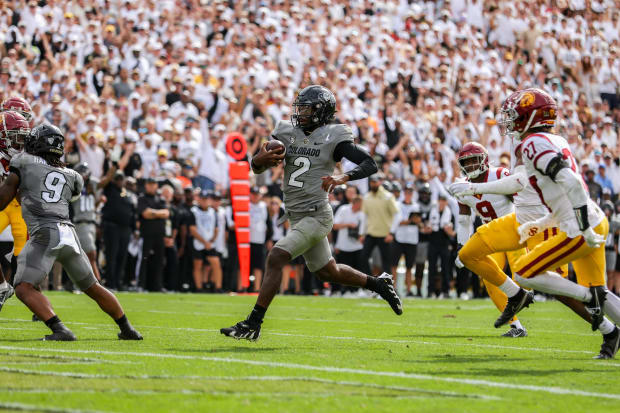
0,0,619,297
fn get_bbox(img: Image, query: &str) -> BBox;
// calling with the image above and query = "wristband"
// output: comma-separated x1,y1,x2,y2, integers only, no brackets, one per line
573,205,589,231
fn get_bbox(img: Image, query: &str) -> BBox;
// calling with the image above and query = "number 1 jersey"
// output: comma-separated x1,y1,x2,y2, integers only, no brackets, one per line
271,120,353,212
10,152,83,235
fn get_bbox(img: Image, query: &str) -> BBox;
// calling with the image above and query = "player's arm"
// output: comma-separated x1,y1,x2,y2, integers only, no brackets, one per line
456,203,472,246
0,172,19,211
450,166,527,197
322,141,377,192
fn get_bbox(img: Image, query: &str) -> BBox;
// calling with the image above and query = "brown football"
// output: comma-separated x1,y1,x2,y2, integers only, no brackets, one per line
266,140,285,154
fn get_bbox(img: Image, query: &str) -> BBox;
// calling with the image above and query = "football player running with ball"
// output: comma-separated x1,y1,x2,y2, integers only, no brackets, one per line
221,85,402,341
0,124,142,341
451,88,620,358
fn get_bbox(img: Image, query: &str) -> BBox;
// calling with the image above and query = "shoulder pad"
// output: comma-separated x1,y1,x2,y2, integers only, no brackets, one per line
326,123,354,144
271,120,295,140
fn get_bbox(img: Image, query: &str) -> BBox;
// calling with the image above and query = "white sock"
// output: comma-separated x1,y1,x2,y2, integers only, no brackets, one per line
603,291,620,326
598,317,615,335
514,272,590,301
498,277,520,297
510,319,524,330
0,281,8,290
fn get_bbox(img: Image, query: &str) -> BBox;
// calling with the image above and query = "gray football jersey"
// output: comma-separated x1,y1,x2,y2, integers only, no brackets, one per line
10,152,83,235
272,121,353,212
71,178,99,223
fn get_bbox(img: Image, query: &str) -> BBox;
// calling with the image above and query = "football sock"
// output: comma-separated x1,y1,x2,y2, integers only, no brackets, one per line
115,314,135,334
514,272,590,301
0,281,8,290
247,304,266,326
498,278,520,298
44,315,67,333
603,291,620,326
598,318,615,335
510,319,524,330
365,275,380,293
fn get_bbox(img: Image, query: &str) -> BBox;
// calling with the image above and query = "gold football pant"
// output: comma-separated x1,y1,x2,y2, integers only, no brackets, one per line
459,213,568,287
514,218,608,287
0,199,27,256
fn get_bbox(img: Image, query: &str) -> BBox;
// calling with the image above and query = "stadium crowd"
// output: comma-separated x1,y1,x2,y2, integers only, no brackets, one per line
0,0,619,297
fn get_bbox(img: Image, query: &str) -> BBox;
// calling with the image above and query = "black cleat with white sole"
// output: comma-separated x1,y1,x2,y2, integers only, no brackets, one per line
118,329,143,340
586,286,607,332
501,327,528,338
494,289,534,328
376,273,403,315
43,328,77,341
595,326,620,359
220,320,261,341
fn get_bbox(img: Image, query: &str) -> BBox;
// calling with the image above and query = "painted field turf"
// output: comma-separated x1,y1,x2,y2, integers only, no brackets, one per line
0,293,618,412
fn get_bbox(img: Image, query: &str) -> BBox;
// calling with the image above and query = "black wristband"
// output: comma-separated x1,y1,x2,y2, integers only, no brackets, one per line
573,205,589,231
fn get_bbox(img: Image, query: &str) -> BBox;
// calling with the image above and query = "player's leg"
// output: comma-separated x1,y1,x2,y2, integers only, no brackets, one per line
77,223,101,282
13,235,75,341
0,210,9,286
390,242,402,289
280,263,292,294
314,248,403,315
459,214,533,327
60,234,142,340
192,247,205,291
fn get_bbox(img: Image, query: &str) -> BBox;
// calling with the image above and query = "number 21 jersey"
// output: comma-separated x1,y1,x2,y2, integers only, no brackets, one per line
271,120,353,212
10,152,83,235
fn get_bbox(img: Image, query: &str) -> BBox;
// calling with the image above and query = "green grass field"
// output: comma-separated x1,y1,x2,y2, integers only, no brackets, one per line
0,292,619,413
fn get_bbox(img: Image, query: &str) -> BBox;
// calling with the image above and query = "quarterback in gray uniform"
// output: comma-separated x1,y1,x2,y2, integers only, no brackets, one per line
221,85,403,341
0,124,142,341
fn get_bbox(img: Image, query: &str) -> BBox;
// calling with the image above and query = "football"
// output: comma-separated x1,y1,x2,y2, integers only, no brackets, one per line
266,139,286,154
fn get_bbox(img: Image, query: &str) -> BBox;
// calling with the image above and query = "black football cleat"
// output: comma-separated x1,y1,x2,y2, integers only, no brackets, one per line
43,329,77,341
220,320,261,341
595,327,620,360
586,286,607,332
494,289,534,328
501,327,528,338
0,284,14,312
118,329,143,340
376,273,403,315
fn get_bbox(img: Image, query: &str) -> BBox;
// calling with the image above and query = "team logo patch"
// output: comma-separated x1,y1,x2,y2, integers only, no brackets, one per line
474,194,483,200
290,136,295,144
519,92,535,107
303,138,309,145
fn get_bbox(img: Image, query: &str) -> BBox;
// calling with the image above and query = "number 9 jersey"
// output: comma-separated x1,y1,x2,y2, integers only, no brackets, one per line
458,167,515,223
9,152,83,236
271,120,353,212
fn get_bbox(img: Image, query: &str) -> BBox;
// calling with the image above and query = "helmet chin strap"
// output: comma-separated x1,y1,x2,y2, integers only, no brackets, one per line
518,109,537,139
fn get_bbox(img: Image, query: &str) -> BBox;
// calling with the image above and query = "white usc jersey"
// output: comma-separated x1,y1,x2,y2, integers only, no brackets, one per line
520,132,604,238
459,167,515,224
510,137,549,223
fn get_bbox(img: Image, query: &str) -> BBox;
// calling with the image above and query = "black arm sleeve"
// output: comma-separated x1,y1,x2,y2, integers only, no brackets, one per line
333,141,378,181
544,153,569,182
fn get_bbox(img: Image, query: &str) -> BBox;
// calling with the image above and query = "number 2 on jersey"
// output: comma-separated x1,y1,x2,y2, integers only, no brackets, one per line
42,171,67,203
288,156,310,188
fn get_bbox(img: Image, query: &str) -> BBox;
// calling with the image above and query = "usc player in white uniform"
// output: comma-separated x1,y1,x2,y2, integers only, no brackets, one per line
451,88,620,358
454,142,529,337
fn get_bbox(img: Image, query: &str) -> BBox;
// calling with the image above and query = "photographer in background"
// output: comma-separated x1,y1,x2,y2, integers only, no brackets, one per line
390,183,420,297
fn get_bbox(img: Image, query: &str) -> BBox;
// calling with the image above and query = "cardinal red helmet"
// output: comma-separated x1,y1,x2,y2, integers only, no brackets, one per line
0,110,30,155
497,88,557,140
1,97,33,127
458,142,489,179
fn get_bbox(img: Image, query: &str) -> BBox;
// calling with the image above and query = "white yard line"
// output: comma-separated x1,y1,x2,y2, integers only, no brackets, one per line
0,345,616,401
0,402,105,413
0,373,497,400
